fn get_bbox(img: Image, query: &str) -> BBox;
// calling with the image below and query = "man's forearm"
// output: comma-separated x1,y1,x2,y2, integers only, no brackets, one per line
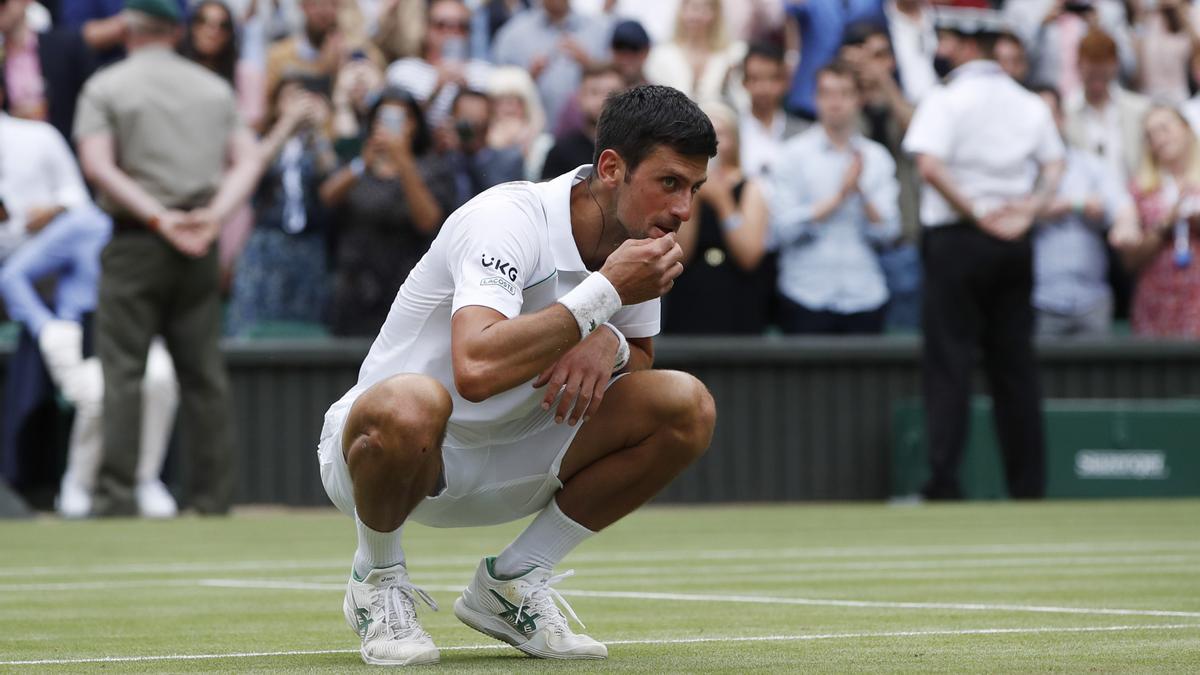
205,155,261,224
1029,159,1065,216
452,304,586,402
88,164,166,223
916,154,978,221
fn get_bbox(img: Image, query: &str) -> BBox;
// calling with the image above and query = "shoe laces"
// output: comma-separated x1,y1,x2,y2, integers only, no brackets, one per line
375,580,439,640
516,569,585,634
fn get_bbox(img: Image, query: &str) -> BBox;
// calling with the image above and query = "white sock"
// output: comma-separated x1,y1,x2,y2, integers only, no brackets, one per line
353,513,405,579
492,498,595,579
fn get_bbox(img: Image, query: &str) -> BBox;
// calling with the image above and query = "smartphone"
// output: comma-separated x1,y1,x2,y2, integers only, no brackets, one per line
379,106,406,134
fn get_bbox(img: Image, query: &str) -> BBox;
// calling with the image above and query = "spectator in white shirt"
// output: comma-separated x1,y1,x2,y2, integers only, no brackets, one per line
0,74,91,260
738,41,808,179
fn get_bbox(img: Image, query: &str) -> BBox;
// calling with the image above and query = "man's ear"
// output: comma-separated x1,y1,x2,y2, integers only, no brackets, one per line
595,148,626,188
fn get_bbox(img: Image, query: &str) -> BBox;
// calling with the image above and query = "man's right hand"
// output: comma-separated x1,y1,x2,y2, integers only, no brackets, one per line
598,233,684,305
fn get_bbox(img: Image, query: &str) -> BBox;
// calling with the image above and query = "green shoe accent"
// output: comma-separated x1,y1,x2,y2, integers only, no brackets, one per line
484,556,535,581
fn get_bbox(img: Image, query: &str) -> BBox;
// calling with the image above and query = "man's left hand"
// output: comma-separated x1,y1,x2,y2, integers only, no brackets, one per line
533,326,619,426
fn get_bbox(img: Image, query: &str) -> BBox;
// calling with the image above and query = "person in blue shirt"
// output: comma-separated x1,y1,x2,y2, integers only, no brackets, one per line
0,205,179,518
784,0,886,119
769,61,900,333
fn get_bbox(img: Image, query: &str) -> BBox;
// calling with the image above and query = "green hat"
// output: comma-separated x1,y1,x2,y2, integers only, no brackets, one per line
125,0,182,23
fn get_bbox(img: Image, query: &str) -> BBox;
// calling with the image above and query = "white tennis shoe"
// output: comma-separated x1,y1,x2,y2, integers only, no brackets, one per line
343,563,440,666
453,557,607,660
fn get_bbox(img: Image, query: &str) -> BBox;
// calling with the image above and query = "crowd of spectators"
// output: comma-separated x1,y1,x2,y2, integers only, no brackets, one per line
4,0,1200,513
3,0,1199,341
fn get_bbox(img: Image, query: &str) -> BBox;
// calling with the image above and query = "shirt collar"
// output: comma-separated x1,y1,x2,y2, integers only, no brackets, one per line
543,164,593,272
817,125,861,152
538,9,579,31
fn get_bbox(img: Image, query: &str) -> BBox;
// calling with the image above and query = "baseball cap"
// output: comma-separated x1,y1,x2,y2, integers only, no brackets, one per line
611,20,650,51
125,0,182,23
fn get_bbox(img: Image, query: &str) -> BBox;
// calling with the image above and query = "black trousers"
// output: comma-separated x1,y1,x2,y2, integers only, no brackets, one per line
94,229,233,516
921,224,1045,499
778,297,886,335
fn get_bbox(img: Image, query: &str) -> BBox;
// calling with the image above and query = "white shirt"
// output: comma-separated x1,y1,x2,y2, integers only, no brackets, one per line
903,61,1064,227
0,114,90,257
739,111,787,179
321,165,659,452
885,0,938,103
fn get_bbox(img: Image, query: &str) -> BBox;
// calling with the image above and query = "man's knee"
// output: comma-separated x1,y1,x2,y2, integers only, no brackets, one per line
342,374,452,467
655,370,716,462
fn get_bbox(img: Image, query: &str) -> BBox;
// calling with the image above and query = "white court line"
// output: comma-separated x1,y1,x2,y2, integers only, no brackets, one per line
1,623,1197,667
5,541,1200,578
193,579,1200,619
3,553,1195,591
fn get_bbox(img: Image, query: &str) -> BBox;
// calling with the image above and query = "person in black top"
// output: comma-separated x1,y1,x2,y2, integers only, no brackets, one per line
540,63,626,179
663,101,775,334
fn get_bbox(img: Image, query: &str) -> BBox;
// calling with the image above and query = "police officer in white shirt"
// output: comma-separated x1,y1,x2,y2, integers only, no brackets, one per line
902,7,1065,501
318,85,718,666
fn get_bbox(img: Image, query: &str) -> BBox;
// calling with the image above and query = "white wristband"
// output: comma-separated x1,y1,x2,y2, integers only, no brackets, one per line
603,322,630,372
559,272,622,337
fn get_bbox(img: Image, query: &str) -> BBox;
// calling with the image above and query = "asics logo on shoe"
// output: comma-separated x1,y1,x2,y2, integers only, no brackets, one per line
355,607,373,634
489,590,540,635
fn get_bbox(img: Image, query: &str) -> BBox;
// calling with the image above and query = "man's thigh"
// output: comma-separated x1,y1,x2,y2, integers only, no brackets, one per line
557,369,699,482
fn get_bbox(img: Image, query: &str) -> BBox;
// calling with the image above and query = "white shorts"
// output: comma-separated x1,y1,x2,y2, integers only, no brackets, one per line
318,390,598,528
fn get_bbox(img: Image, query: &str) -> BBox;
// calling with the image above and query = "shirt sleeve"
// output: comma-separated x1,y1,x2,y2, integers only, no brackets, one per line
43,128,90,211
1096,159,1133,218
447,200,541,319
861,145,901,245
610,298,660,339
902,89,951,159
767,139,819,245
72,77,111,141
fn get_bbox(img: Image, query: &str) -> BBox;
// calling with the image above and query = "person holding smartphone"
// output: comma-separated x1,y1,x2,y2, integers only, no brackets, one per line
225,72,338,336
384,0,494,129
319,87,458,336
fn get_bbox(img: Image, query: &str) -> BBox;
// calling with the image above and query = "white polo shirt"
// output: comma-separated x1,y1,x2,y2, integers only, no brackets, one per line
902,60,1064,227
321,165,660,451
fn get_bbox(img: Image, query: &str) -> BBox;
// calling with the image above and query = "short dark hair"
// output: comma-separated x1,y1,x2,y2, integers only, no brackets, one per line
593,85,717,173
1029,83,1060,108
451,87,490,115
744,41,785,68
815,60,857,86
841,20,888,48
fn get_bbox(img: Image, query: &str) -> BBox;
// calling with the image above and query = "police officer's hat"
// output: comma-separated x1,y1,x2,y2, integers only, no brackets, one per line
934,6,1011,37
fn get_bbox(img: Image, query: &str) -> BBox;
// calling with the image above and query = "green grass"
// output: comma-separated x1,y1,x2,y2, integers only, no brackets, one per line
1,500,1198,672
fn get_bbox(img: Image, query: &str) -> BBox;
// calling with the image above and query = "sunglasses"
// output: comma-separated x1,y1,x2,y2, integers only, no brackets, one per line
431,19,470,33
